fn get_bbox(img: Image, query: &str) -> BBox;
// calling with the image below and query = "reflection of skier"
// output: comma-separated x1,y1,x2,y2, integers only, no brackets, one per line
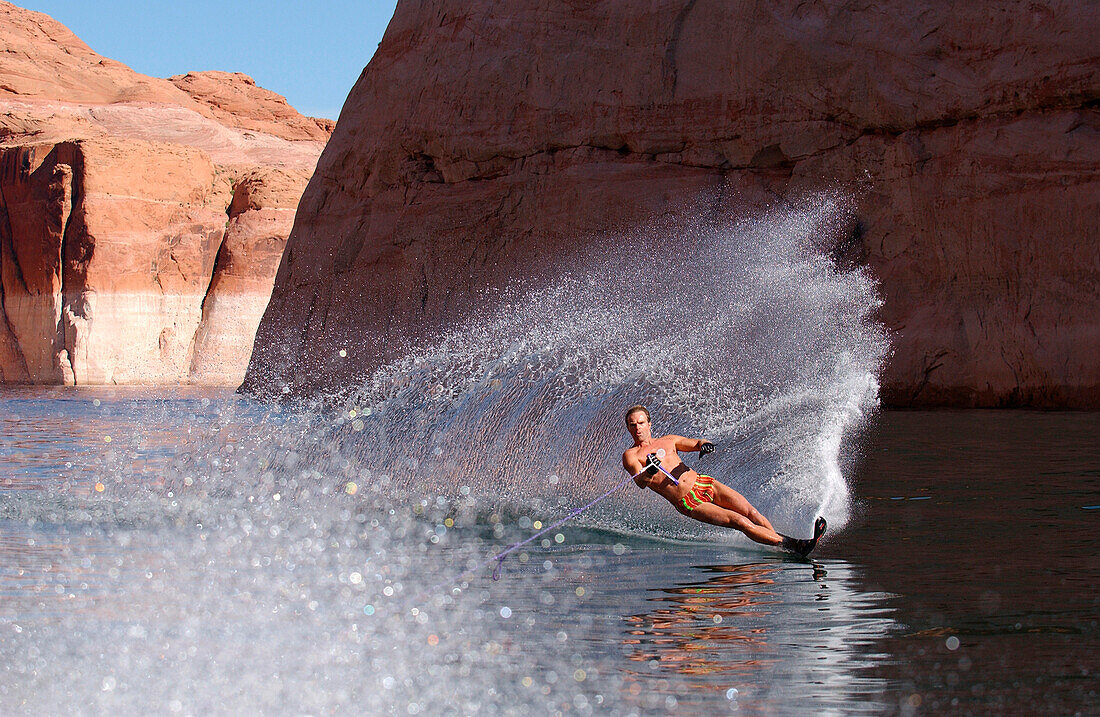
621,405,826,556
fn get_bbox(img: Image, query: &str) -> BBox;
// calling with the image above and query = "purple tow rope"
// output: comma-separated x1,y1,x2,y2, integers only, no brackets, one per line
488,473,634,580
485,452,683,580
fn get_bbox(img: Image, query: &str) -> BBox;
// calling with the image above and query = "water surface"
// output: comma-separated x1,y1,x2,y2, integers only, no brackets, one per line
0,389,1095,715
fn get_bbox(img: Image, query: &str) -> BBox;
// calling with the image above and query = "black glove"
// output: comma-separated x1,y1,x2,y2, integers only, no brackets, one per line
699,441,716,456
644,452,661,476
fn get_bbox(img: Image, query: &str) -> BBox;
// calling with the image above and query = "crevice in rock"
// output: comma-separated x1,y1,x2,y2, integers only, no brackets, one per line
910,349,948,404
46,157,73,384
188,219,230,376
664,0,699,94
195,187,233,318
0,192,29,379
418,262,429,313
0,148,32,295
999,346,1024,408
842,90,1100,139
164,250,189,283
292,287,323,388
58,142,88,384
0,149,32,380
0,284,30,380
832,217,869,270
333,230,366,272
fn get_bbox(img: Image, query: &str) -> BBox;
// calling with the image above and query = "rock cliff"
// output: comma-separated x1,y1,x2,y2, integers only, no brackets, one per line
0,1,330,385
243,0,1099,407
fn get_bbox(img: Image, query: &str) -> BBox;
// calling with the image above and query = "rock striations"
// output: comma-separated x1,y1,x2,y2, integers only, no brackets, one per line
0,1,330,385
243,0,1099,407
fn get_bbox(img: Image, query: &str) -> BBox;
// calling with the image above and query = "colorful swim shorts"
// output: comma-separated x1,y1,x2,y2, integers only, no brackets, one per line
681,475,715,512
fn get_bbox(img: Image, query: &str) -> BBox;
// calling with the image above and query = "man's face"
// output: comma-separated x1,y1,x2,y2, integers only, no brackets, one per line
626,411,651,442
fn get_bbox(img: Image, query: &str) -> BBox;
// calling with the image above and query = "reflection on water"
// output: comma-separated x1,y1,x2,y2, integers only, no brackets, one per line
613,559,896,714
624,562,784,680
0,386,257,497
623,563,783,676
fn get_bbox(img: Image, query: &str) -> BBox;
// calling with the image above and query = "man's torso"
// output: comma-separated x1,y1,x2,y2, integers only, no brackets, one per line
625,435,701,504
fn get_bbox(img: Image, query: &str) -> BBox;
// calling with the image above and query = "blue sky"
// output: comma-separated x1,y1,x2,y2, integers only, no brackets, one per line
18,1,400,120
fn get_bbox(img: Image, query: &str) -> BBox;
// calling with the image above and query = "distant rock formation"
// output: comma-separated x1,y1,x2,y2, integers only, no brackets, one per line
0,1,330,385
243,0,1099,407
168,71,335,141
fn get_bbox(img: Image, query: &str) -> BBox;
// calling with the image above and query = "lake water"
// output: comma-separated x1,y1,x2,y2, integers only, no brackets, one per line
0,387,1095,715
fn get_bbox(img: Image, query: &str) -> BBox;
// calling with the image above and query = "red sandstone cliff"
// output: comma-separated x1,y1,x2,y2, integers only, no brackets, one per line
0,1,330,385
243,0,1099,407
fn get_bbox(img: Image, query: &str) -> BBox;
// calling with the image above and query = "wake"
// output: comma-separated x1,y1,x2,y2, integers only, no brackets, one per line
315,191,888,539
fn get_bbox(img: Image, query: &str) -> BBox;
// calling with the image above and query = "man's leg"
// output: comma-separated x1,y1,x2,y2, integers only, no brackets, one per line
680,502,783,546
708,480,777,532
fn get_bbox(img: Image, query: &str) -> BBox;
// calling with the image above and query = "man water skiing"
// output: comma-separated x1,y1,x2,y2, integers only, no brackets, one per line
621,405,826,556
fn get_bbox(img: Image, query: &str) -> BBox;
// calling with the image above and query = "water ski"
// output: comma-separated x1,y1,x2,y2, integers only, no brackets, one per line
781,516,826,557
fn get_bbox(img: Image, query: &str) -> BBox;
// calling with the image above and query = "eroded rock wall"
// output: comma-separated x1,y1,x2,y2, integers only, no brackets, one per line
0,1,330,385
188,168,310,384
244,0,1099,407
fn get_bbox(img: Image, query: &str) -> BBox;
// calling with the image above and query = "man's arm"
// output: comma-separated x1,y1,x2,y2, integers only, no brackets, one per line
672,435,716,455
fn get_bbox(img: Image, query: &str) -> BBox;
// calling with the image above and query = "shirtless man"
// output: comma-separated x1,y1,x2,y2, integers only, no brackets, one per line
621,405,826,556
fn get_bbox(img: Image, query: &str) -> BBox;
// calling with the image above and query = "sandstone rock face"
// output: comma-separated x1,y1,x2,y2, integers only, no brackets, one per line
0,1,330,385
169,71,334,142
0,1,191,106
244,0,1099,407
188,168,309,384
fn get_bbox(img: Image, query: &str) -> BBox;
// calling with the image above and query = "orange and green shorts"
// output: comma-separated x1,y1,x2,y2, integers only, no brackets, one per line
681,475,715,512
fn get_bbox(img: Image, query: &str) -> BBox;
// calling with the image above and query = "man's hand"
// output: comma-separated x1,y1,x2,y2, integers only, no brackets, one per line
699,441,716,456
644,452,662,476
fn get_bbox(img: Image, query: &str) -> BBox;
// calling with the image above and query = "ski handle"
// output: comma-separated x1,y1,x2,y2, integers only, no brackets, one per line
628,448,679,485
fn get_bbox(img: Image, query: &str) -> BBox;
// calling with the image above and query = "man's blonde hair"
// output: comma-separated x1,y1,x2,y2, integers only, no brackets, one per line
624,404,650,424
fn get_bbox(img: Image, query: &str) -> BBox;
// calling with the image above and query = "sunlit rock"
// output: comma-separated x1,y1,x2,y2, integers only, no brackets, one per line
243,0,1099,407
0,1,330,385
